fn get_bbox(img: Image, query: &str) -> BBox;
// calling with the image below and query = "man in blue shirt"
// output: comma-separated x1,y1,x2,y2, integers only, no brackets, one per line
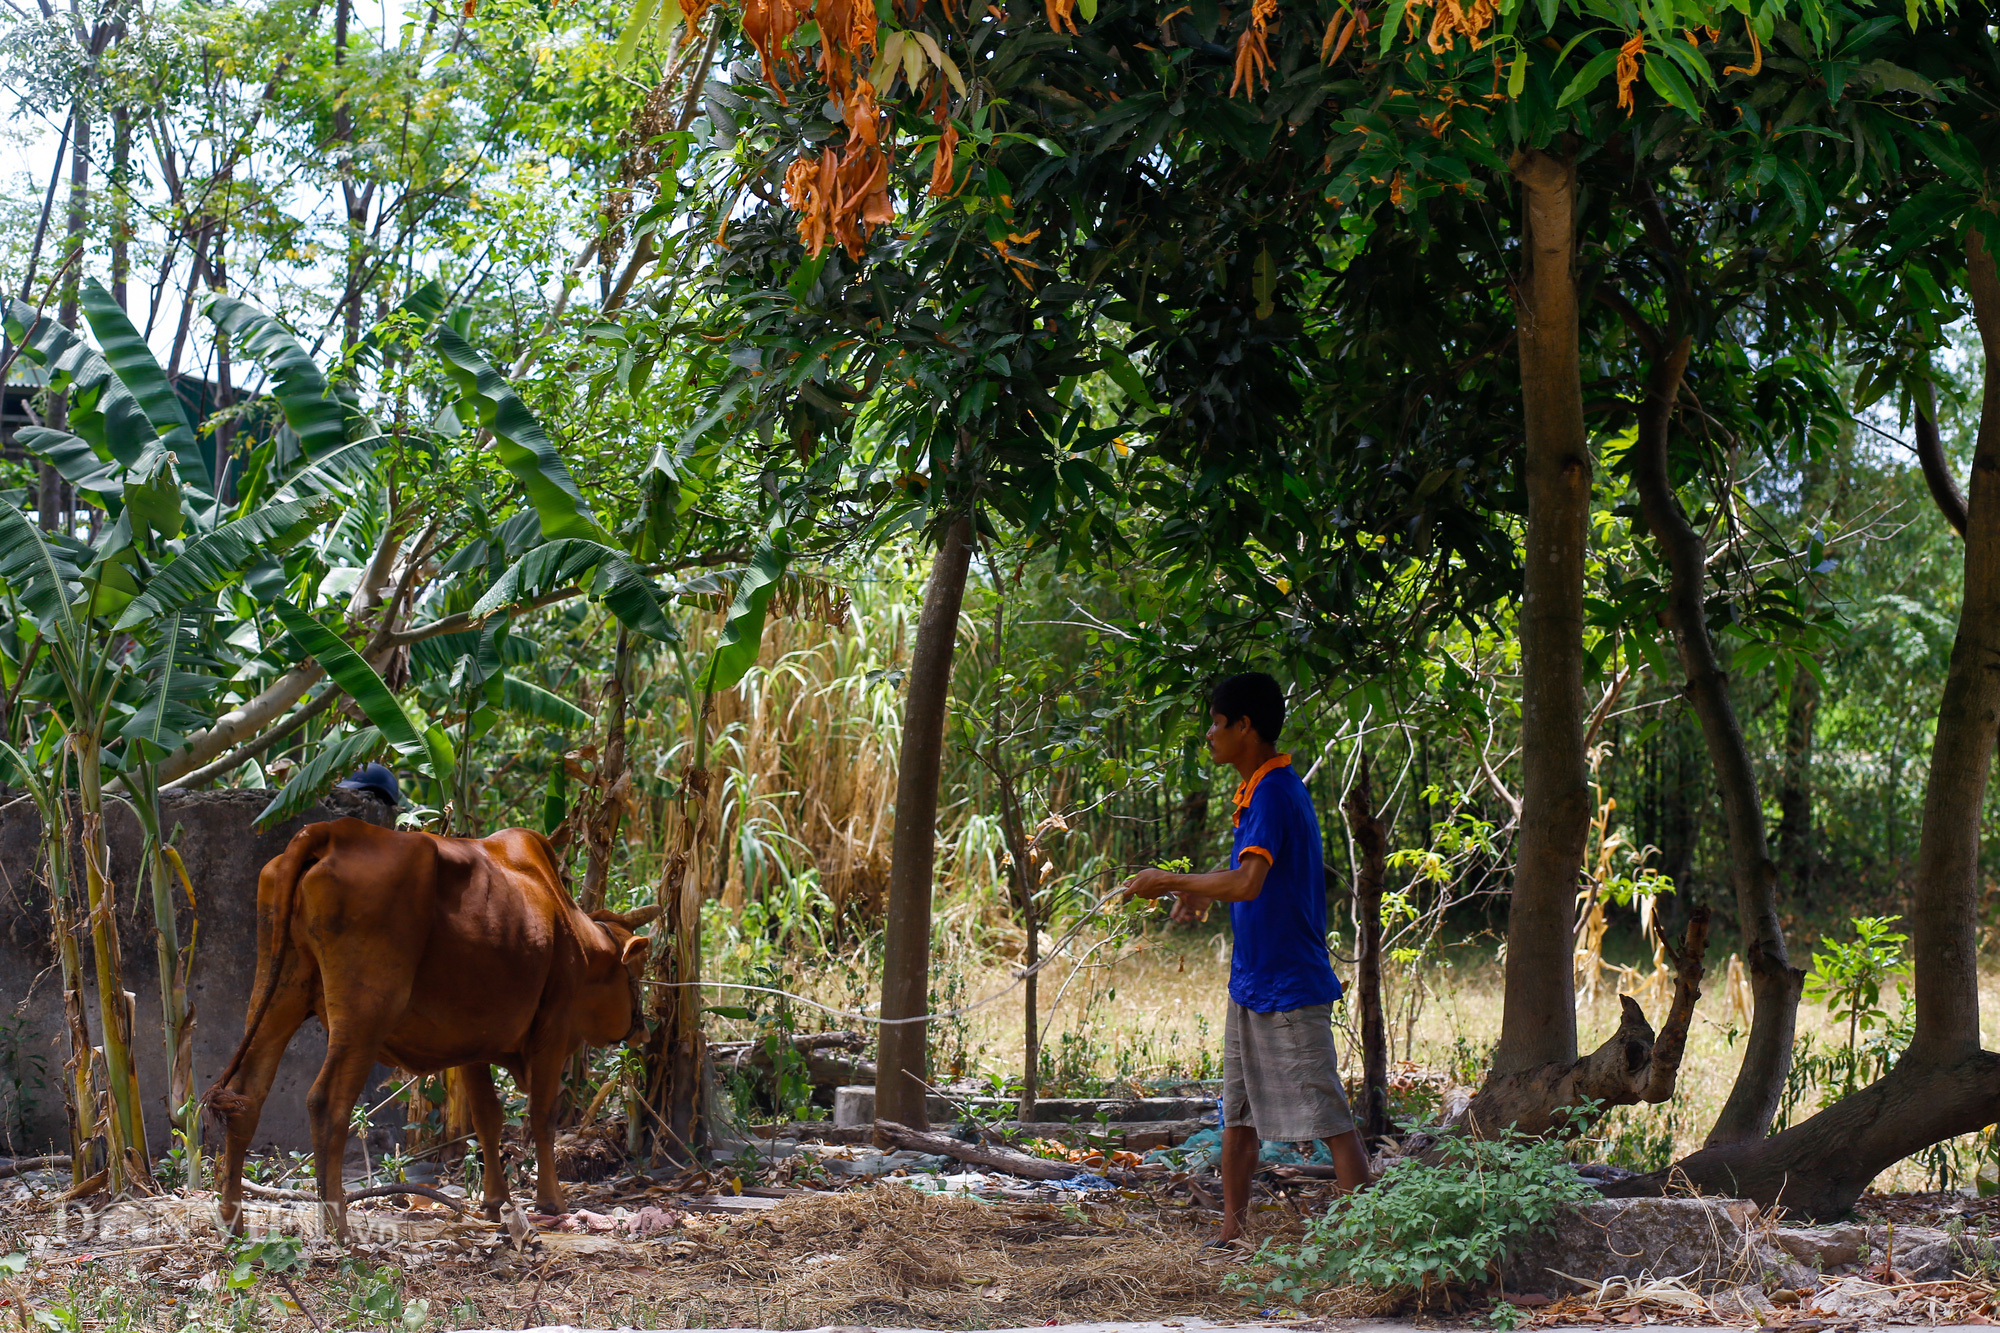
1123,672,1371,1246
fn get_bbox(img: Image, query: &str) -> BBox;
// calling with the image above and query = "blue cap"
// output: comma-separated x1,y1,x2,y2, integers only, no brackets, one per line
336,761,401,806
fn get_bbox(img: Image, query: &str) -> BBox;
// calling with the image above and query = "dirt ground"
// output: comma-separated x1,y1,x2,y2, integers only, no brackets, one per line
0,1164,1337,1332
9,1155,2000,1333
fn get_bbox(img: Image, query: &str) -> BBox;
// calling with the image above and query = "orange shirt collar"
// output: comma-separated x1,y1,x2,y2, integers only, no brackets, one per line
1232,753,1292,828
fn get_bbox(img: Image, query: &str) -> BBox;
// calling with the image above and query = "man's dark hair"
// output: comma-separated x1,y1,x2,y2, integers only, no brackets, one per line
1210,672,1285,744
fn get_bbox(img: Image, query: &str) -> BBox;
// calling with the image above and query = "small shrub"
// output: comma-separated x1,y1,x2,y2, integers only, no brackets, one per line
1233,1132,1597,1306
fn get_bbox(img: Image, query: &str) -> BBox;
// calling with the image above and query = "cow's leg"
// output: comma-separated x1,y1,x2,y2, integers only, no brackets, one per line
522,1047,571,1215
455,1063,512,1222
304,1036,385,1241
209,967,315,1235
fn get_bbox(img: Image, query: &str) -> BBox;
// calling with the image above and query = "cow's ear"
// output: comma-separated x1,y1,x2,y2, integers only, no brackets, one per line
620,935,649,966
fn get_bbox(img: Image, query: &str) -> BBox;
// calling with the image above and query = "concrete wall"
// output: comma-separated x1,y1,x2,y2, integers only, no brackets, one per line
0,787,402,1160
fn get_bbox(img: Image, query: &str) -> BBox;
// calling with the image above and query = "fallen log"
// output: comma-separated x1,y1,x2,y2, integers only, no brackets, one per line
0,1155,71,1181
873,1119,1082,1180
241,1180,467,1212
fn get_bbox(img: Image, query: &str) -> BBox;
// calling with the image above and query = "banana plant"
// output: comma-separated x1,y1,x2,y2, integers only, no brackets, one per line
0,503,151,1190
0,738,99,1189
0,285,387,1187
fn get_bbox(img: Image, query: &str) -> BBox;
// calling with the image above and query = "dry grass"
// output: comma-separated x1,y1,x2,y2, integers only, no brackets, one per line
611,1185,1259,1327
0,1183,1294,1332
933,927,2000,1190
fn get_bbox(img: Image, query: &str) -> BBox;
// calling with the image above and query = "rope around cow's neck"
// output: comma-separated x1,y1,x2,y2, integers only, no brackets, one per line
642,877,1150,1026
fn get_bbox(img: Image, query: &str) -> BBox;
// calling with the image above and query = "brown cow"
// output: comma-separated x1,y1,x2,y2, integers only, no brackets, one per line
204,818,652,1232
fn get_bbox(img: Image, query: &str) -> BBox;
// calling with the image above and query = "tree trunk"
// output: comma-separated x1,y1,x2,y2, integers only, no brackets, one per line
1609,226,2000,1217
1776,667,1818,905
1495,149,1589,1076
132,770,198,1184
110,106,130,312
75,743,148,1191
43,101,90,534
1630,334,1802,1146
1900,227,2000,1069
580,626,632,913
334,0,366,354
210,224,232,496
641,761,710,1162
1175,788,1209,866
875,518,974,1134
1342,753,1393,1140
1915,390,1969,536
44,794,99,1187
991,755,1038,1120
1457,907,1708,1138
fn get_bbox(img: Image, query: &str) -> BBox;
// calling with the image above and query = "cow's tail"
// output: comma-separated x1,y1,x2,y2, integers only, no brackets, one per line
205,823,332,1118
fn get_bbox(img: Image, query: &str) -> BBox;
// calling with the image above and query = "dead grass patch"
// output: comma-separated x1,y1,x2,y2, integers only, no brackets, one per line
594,1185,1262,1327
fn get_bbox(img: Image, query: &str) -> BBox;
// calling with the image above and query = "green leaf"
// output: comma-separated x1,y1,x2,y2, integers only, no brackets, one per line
434,328,606,543
205,295,354,467
0,503,82,655
541,760,569,834
269,600,446,780
4,300,186,537
4,297,173,476
1643,53,1701,117
254,727,388,830
79,280,205,490
1380,0,1407,52
15,426,125,503
496,676,591,730
352,280,449,371
615,0,657,63
702,539,792,693
469,539,676,642
115,497,337,630
1104,350,1156,409
1556,48,1620,107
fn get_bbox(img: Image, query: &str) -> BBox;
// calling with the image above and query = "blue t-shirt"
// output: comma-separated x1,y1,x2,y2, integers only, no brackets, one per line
1229,756,1342,1013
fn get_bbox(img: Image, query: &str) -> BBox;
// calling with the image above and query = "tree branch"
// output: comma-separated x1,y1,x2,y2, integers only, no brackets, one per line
1915,393,1968,537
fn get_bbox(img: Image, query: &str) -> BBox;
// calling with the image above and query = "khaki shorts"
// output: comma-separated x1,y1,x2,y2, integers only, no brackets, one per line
1222,1000,1356,1142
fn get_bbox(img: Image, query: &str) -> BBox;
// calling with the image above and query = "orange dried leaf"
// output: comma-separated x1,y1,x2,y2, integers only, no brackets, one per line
1722,15,1762,76
1616,31,1644,115
1229,0,1278,97
929,121,960,196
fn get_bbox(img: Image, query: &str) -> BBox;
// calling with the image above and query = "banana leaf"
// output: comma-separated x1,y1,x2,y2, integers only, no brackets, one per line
80,280,207,493
433,328,606,543
4,305,186,540
469,538,675,642
205,296,354,468
352,280,448,370
702,538,791,692
254,726,388,829
114,498,338,630
0,503,82,655
270,599,455,781
492,676,591,730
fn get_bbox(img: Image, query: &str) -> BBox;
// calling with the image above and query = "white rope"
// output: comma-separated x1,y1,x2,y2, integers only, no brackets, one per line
641,879,1146,1026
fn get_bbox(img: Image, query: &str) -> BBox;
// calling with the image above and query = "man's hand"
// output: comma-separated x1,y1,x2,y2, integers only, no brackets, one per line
1170,892,1212,925
1121,866,1177,901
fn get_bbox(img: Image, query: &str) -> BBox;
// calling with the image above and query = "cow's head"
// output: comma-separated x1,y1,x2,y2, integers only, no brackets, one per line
589,905,661,1045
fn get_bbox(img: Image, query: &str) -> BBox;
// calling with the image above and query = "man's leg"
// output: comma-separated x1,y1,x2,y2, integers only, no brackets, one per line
1321,1127,1372,1193
1218,1125,1259,1243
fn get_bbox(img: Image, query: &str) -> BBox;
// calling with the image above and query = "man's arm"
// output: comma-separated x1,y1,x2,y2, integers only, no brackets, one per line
1123,853,1269,908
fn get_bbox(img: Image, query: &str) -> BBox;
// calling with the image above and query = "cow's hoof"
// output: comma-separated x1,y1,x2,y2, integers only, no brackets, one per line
483,1200,503,1223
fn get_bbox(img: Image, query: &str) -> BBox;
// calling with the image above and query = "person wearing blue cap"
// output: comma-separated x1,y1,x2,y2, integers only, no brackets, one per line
336,762,401,808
